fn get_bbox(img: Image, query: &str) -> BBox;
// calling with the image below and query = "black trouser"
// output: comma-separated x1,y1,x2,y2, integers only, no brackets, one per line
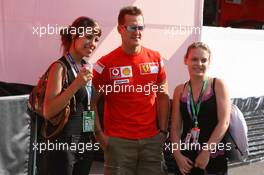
37,133,94,175
174,150,227,175
174,167,205,175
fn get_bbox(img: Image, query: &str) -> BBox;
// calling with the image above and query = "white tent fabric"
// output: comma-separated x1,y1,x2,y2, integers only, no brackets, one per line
0,95,32,175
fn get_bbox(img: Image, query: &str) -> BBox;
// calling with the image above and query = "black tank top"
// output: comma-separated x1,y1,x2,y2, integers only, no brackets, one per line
60,56,88,116
180,81,218,144
47,56,89,137
178,79,227,174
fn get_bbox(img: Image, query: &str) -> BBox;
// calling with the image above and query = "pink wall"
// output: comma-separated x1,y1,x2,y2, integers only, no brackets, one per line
0,0,203,96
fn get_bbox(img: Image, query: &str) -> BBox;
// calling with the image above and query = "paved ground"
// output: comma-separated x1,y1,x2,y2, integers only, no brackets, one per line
90,161,264,175
229,161,264,175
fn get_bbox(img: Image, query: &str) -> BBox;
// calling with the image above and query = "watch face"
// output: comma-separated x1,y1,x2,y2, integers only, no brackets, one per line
160,130,168,134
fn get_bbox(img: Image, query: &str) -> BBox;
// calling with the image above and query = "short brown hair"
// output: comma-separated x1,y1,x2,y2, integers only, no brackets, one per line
118,6,143,25
185,42,211,60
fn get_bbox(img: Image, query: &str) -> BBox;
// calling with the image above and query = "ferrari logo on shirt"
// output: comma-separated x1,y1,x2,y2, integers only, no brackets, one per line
110,66,133,79
140,62,159,75
142,64,150,73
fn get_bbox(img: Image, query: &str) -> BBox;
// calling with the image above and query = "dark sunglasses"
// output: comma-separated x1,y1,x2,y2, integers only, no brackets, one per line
124,25,145,32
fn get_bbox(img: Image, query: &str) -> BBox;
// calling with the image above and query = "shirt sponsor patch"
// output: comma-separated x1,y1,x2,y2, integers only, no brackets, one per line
140,62,159,75
160,59,164,67
110,66,133,79
94,61,105,74
114,79,130,85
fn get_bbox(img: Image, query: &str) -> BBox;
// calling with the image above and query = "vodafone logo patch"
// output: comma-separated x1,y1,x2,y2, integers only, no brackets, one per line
110,66,133,79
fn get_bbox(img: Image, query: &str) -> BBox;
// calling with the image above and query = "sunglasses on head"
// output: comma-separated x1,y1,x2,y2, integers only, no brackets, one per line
124,25,145,32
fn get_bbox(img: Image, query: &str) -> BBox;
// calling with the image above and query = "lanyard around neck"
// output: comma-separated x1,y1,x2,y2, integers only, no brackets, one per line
187,77,208,128
66,52,80,73
66,52,92,110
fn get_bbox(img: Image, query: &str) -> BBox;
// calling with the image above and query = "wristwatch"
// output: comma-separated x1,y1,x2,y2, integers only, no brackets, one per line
159,129,168,135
